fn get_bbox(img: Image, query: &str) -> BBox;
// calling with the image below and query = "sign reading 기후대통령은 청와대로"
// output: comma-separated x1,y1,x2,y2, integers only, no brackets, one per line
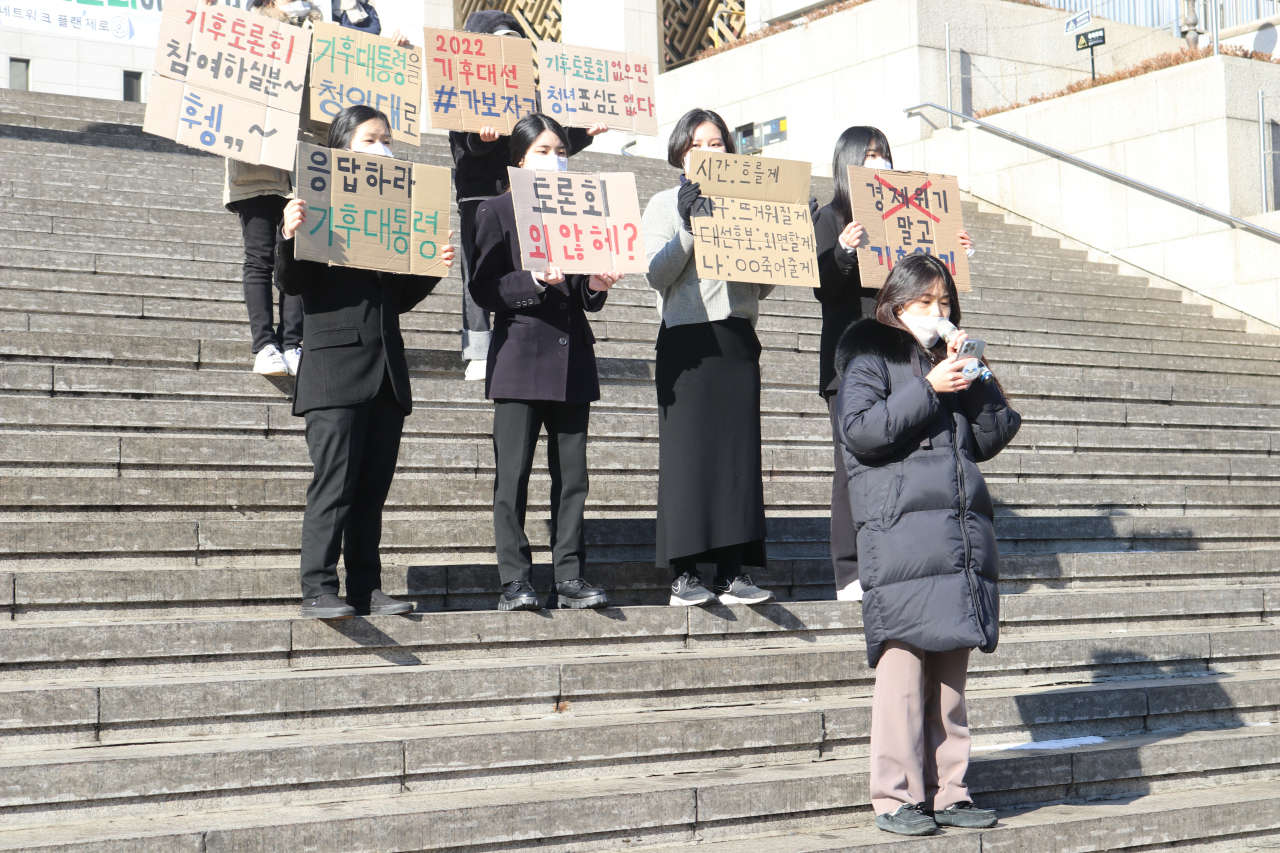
307,22,422,146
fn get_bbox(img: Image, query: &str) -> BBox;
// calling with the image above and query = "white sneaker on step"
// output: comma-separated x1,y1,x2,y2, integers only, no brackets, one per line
282,346,302,376
253,344,288,376
464,359,487,381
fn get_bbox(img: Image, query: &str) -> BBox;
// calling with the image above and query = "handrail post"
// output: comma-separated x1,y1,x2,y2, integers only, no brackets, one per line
1212,0,1220,54
1261,89,1270,214
945,23,953,129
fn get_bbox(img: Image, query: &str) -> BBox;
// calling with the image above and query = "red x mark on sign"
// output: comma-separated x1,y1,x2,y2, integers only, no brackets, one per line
875,174,941,223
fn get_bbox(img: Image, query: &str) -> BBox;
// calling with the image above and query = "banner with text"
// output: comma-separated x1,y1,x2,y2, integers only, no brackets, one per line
421,27,537,133
294,141,451,276
307,22,421,145
845,165,971,291
536,42,657,136
687,150,817,288
508,167,646,275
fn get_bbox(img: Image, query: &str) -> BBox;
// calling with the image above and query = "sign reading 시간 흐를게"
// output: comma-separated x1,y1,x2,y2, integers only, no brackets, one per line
686,150,818,288
308,22,422,145
421,27,538,134
143,0,309,169
845,165,971,292
508,167,648,275
294,142,451,277
536,42,657,136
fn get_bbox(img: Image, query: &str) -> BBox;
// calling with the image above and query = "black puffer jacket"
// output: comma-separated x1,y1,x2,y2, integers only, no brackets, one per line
834,319,1021,667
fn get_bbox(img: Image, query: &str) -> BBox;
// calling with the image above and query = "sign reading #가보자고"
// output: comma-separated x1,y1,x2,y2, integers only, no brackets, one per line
421,27,538,134
845,165,971,291
294,142,451,277
508,167,647,275
308,22,422,145
686,149,818,288
536,42,657,136
143,0,310,169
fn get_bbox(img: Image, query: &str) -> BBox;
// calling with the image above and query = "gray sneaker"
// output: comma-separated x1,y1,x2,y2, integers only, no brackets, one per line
714,574,776,605
932,801,997,828
669,572,717,606
875,802,937,836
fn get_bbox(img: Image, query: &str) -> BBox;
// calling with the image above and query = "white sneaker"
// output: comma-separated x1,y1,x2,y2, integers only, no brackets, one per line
464,359,487,381
282,346,302,376
253,344,288,376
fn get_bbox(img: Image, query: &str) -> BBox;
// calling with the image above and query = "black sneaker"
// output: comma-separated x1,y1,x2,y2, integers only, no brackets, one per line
498,580,540,612
932,801,997,828
669,572,717,606
300,593,357,619
875,802,937,836
713,574,776,605
552,578,610,610
348,589,415,616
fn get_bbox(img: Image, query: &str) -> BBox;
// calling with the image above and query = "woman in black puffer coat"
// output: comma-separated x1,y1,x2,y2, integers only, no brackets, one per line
833,253,1019,838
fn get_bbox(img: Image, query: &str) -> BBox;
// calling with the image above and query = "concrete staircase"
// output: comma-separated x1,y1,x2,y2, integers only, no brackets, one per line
3,87,1280,851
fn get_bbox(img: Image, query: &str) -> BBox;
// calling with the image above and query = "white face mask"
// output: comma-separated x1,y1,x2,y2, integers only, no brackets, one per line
353,140,394,158
277,0,311,18
522,152,568,172
899,311,943,348
865,156,892,171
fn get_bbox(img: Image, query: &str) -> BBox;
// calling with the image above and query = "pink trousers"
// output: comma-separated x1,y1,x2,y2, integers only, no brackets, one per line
869,641,973,815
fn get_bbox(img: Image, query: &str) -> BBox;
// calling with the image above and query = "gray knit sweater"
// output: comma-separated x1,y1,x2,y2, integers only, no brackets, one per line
642,185,775,328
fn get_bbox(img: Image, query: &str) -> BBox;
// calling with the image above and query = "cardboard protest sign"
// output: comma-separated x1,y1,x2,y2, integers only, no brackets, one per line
507,168,647,275
294,142,451,277
145,0,309,169
846,165,971,291
536,42,657,136
686,150,818,288
308,22,422,145
421,27,537,133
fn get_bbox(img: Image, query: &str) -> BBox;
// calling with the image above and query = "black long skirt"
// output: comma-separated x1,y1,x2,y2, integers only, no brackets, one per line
654,317,768,570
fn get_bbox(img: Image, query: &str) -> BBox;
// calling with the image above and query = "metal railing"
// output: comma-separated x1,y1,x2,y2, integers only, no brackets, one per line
1039,0,1279,35
904,101,1280,243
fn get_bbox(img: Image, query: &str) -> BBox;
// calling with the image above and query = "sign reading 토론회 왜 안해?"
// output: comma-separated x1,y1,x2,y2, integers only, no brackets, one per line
845,164,971,291
143,0,310,169
686,149,818,288
421,27,538,133
294,142,451,277
536,42,657,136
308,22,422,145
508,167,648,275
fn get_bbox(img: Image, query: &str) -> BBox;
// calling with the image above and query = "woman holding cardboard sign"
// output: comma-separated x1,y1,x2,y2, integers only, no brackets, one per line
814,126,974,603
276,105,455,620
468,113,622,614
641,108,777,609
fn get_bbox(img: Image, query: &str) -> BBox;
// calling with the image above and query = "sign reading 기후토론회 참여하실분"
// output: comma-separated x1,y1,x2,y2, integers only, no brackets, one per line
845,164,971,292
294,142,451,277
142,0,310,169
535,42,657,135
686,150,818,288
508,167,647,275
420,27,538,133
307,22,422,145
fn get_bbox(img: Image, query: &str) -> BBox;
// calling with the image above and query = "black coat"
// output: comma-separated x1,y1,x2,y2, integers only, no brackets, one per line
468,192,607,403
275,233,440,416
814,202,877,397
834,319,1021,667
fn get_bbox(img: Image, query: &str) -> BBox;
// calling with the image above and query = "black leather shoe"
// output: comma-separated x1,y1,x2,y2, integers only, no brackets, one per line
498,580,539,612
875,803,937,836
552,578,610,609
348,589,415,616
932,801,997,828
300,594,357,619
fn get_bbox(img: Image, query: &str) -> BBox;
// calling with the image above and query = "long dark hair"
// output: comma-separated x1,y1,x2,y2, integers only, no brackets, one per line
830,126,892,230
508,113,571,167
666,108,736,169
327,105,389,150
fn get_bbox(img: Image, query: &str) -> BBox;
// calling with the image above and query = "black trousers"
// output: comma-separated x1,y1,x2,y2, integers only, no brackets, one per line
491,399,590,585
459,197,491,361
232,194,303,353
828,394,860,595
299,374,405,599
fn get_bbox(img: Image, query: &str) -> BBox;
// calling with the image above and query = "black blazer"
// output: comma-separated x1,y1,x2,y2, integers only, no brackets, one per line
275,233,441,416
468,192,607,403
814,201,878,397
450,128,594,200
